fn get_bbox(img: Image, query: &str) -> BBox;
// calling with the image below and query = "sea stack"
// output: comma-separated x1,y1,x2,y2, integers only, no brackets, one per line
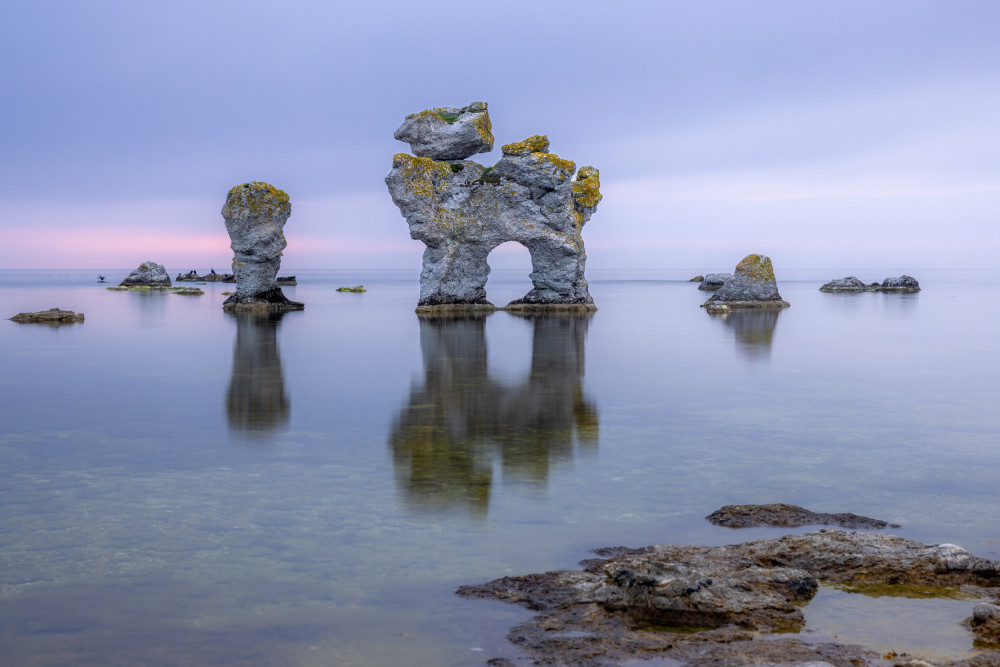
386,102,601,313
221,182,303,312
702,254,790,312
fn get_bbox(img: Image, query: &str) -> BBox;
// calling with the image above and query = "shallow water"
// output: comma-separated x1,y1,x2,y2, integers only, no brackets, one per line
1,267,998,664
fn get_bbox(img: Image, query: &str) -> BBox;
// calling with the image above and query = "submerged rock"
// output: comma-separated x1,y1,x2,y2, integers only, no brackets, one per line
459,529,1000,666
880,274,921,292
698,272,731,291
9,307,84,324
335,285,366,293
707,503,900,529
119,261,171,287
702,254,789,311
221,182,303,312
393,101,493,161
819,276,872,292
386,104,601,312
172,287,204,295
276,276,296,286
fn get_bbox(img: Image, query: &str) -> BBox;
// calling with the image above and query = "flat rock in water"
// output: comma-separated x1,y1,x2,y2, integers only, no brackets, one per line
706,503,899,529
688,275,705,282
458,529,1000,666
172,287,204,295
819,276,872,292
9,308,84,324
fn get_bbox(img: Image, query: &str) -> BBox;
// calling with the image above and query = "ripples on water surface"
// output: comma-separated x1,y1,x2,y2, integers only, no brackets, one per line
1,267,998,664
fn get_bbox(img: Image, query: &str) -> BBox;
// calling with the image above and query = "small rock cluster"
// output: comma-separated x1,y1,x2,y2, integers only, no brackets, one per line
820,275,921,292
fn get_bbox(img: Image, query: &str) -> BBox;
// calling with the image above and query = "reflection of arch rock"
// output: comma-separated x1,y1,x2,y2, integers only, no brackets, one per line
226,311,290,438
709,308,782,359
390,313,598,515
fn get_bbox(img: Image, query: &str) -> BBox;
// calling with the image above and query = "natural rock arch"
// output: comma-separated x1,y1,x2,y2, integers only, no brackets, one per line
385,103,602,313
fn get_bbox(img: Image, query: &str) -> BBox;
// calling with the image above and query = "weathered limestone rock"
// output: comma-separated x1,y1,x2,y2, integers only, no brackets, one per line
120,261,171,287
702,254,789,312
221,182,303,312
393,101,493,160
386,104,601,312
688,275,705,282
707,503,900,529
880,274,921,292
820,276,871,292
459,529,1000,666
698,272,732,290
9,307,84,324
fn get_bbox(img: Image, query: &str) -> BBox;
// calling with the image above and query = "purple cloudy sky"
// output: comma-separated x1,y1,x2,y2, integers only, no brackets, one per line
1,0,998,274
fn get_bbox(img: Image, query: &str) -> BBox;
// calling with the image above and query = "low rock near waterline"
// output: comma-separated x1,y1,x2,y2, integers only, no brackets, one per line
119,261,171,287
386,103,602,313
177,269,231,282
688,275,705,282
336,285,366,293
172,287,204,295
707,503,900,529
702,254,789,312
276,276,296,286
819,276,872,292
221,182,304,313
698,272,732,290
459,529,1000,666
9,307,84,324
881,274,921,292
393,101,494,161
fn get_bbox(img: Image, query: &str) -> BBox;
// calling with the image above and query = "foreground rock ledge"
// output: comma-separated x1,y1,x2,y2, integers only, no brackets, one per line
9,308,84,324
458,530,1000,666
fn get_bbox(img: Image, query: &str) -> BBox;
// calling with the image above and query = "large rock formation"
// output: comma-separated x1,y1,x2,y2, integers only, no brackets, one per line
459,529,1000,666
385,103,601,312
119,261,171,287
702,254,789,312
221,182,303,312
9,308,84,324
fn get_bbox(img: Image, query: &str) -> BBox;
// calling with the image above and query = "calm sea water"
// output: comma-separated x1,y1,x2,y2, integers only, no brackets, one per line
1,266,998,665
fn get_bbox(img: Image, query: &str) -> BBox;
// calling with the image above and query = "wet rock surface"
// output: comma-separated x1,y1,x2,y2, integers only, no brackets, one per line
703,255,789,312
458,530,1000,666
119,260,171,287
698,272,732,290
9,307,84,324
820,276,872,292
221,182,303,312
707,503,901,530
386,103,601,312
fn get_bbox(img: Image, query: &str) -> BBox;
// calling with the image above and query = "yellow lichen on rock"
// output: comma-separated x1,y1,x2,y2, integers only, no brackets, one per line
394,153,454,199
734,254,776,283
572,166,602,209
473,112,494,150
531,152,576,176
222,181,290,218
502,135,550,155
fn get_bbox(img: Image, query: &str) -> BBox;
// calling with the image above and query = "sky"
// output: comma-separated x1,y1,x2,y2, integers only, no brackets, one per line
1,0,998,274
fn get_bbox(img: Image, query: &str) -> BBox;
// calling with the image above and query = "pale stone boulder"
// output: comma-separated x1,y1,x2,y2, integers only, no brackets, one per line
393,101,494,161
120,261,171,287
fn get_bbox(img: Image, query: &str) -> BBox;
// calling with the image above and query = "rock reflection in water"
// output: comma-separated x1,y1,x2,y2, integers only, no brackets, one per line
391,313,598,516
709,309,781,359
226,311,290,439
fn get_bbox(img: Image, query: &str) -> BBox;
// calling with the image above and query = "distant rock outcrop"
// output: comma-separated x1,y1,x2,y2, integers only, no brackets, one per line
221,182,303,312
819,276,870,292
120,261,171,287
880,274,920,292
818,275,921,293
698,272,732,291
706,503,899,529
386,102,601,312
688,275,704,282
9,307,84,324
702,254,789,312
